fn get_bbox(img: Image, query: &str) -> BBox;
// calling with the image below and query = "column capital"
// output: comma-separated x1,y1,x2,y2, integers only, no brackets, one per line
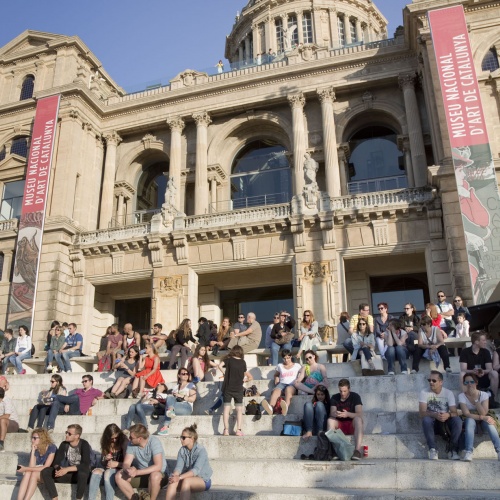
166,116,185,132
398,73,417,90
317,87,336,104
337,143,351,159
288,92,305,109
104,131,122,146
192,111,212,127
397,135,411,152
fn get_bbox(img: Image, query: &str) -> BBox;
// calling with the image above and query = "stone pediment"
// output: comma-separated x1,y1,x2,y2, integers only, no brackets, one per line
170,69,209,90
0,155,27,181
0,30,65,58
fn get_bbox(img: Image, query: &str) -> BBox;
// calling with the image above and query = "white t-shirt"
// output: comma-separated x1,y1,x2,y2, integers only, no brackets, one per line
277,363,301,385
437,301,453,328
458,391,489,411
419,387,456,413
171,382,196,409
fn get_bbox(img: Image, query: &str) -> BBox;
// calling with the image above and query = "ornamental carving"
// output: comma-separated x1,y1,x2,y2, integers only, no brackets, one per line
192,111,212,127
166,116,185,132
287,93,305,109
317,87,336,104
159,276,183,295
303,261,330,280
398,73,416,90
104,131,122,147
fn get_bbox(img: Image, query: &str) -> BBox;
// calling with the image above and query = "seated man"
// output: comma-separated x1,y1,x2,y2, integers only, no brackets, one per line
0,386,19,451
115,423,168,500
143,323,168,354
54,323,83,373
419,370,462,460
460,332,498,398
327,378,364,460
106,323,124,365
0,329,16,374
46,374,103,431
41,424,91,500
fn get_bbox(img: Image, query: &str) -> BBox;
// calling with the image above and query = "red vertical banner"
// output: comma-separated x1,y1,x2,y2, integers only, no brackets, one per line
429,6,500,304
7,95,61,332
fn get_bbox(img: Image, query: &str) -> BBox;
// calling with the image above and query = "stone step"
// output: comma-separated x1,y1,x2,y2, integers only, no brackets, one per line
4,431,500,461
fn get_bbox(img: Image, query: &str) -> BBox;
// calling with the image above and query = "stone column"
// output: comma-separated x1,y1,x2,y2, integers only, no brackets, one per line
287,93,307,196
399,74,427,187
116,193,125,225
193,111,212,215
99,131,121,229
166,116,185,211
338,144,350,196
355,19,363,43
345,16,352,45
238,45,244,62
329,8,339,48
265,16,273,52
244,36,251,62
252,24,260,57
318,87,341,197
1,250,13,282
398,136,415,188
296,12,304,45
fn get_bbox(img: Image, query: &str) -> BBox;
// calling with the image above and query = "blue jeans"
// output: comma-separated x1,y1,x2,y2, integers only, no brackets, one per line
463,417,500,453
385,345,408,373
47,394,81,430
421,416,462,451
343,337,354,354
45,349,57,369
303,401,327,434
2,355,15,373
12,349,31,373
125,403,155,429
164,395,193,425
271,342,292,366
54,350,80,372
88,467,117,500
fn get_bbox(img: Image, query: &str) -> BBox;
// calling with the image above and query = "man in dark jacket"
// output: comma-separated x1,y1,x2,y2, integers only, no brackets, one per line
41,423,91,500
196,317,211,347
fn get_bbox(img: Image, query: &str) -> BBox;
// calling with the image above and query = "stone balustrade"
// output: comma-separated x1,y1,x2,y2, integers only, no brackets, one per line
74,222,150,245
0,218,18,232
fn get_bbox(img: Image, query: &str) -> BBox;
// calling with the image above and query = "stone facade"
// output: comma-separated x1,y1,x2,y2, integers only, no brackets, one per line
1,0,500,354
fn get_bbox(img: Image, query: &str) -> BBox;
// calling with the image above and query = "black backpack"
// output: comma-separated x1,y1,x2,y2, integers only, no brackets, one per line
313,431,334,461
245,399,262,420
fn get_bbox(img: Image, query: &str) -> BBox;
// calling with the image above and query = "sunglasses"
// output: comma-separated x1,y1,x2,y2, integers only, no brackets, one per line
404,307,412,310
438,295,445,298
50,380,57,383
454,299,462,302
65,431,75,436
304,314,310,317
359,323,367,326
179,372,189,376
305,356,314,360
378,307,385,310
463,380,476,385
82,380,90,383
180,435,190,440
427,379,439,383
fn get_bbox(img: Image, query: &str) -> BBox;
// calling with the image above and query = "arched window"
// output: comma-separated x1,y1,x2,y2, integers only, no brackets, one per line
288,14,299,48
302,12,313,44
347,126,406,194
20,75,35,100
482,48,500,72
0,146,5,162
11,137,29,157
231,140,291,208
136,162,169,212
337,17,346,47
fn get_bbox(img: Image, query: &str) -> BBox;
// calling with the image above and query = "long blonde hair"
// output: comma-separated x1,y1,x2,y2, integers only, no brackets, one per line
177,318,191,337
218,317,231,342
32,428,54,456
301,309,315,327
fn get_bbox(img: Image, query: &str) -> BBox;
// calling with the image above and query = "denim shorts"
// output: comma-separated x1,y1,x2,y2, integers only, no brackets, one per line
275,382,294,392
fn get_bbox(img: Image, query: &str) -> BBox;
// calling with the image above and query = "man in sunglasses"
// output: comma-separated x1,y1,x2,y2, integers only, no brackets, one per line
343,303,374,358
436,291,455,336
41,424,91,500
452,296,471,324
46,375,103,432
419,370,462,460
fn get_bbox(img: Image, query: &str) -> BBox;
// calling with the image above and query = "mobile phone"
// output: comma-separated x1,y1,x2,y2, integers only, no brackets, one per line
17,465,22,471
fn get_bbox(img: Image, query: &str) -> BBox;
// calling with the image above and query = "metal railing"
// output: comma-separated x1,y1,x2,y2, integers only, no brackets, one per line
347,175,408,195
210,192,289,213
110,209,161,228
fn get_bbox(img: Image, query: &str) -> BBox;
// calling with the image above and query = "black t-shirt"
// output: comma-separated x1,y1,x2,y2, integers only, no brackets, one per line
222,357,247,395
331,391,363,421
459,347,492,389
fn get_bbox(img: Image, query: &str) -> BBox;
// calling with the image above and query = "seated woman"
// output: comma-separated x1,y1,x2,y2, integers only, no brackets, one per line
338,311,351,362
88,423,128,500
158,368,197,436
385,319,409,375
270,311,296,366
209,317,232,353
294,350,328,395
351,319,377,371
261,349,301,417
108,346,139,398
96,326,112,363
459,373,500,462
399,303,420,354
45,325,65,373
16,428,57,500
28,374,66,430
12,325,32,375
165,424,212,500
188,344,219,384
166,319,196,370
297,310,320,361
130,344,165,398
125,383,169,428
374,303,393,359
302,385,331,440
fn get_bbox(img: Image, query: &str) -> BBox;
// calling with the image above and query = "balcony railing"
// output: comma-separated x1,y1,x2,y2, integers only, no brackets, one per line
348,175,408,195
210,192,289,213
0,218,18,232
110,209,161,228
75,223,151,245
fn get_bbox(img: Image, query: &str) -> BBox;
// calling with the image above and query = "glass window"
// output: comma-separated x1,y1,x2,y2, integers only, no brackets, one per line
11,137,28,157
348,126,406,194
350,20,357,43
136,162,168,212
482,48,500,72
303,12,313,44
231,141,291,208
0,146,5,162
1,180,25,220
276,17,284,53
288,14,299,48
337,17,345,46
20,75,35,100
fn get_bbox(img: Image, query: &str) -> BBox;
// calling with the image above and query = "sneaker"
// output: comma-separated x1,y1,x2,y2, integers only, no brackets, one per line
351,449,362,461
462,451,473,462
410,370,417,374
428,448,438,460
192,376,200,384
27,427,33,432
445,367,452,373
402,369,409,375
450,451,460,460
20,369,26,375
388,371,395,376
157,426,169,436
261,400,273,416
280,400,288,416
166,408,176,419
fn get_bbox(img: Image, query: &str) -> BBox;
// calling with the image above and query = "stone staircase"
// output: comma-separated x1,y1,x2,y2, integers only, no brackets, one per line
1,356,499,499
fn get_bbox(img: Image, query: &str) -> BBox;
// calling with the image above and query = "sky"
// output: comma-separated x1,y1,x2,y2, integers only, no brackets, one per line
0,0,409,93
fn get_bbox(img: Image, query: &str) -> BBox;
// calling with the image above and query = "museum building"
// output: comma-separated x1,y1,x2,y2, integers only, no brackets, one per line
0,0,499,353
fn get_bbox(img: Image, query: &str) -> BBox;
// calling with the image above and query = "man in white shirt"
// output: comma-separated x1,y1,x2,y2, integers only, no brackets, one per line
436,291,455,336
0,386,19,451
419,370,462,460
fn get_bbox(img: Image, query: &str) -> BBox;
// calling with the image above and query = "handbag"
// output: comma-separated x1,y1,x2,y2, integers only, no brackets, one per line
275,331,294,345
325,428,355,461
281,420,302,436
98,354,111,372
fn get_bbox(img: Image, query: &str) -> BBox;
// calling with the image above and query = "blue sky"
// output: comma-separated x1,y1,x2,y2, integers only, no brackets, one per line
1,0,409,92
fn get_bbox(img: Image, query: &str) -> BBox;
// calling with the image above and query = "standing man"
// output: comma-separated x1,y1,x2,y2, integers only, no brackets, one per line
460,332,498,398
343,303,374,357
436,291,455,336
41,424,91,500
228,312,262,353
54,323,83,372
115,424,168,500
47,374,103,431
0,386,19,451
327,378,364,460
419,370,462,460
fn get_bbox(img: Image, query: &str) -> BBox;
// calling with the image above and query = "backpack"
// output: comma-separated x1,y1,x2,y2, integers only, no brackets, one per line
245,399,262,420
273,396,284,415
98,355,111,372
313,431,334,461
244,385,260,397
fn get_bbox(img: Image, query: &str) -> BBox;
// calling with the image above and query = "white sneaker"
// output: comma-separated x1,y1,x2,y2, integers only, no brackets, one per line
462,451,473,462
429,448,438,460
261,400,273,416
388,371,395,376
410,369,417,374
280,400,288,416
450,451,460,460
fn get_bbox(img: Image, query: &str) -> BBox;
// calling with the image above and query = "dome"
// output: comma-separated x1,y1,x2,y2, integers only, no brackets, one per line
225,0,388,64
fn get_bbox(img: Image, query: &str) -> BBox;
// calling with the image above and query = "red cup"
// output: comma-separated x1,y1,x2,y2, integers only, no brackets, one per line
363,445,368,457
